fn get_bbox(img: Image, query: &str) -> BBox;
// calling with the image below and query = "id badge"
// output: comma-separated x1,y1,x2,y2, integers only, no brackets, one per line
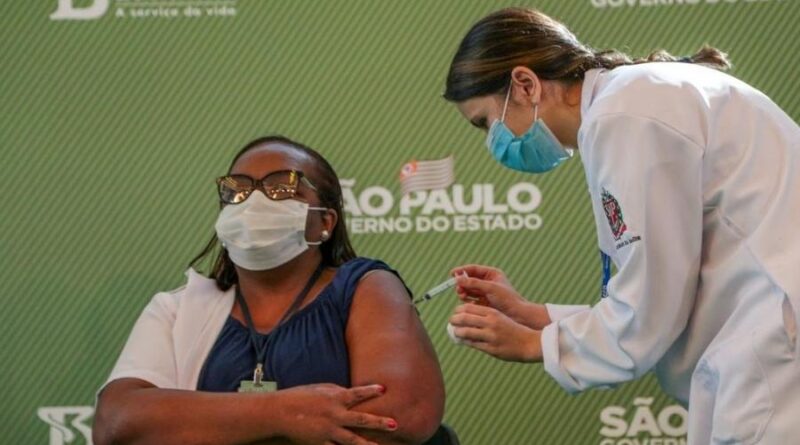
238,380,277,393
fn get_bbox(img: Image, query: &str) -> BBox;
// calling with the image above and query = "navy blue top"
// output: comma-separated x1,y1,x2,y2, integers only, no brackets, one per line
197,257,406,392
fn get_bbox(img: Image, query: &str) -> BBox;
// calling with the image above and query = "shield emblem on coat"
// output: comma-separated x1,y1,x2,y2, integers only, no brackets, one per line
602,189,627,241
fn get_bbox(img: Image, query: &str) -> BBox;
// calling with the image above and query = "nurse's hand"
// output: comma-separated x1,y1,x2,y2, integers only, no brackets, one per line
448,303,542,363
451,265,551,330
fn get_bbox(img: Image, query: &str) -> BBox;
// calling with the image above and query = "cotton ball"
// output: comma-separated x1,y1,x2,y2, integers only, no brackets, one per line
447,322,464,345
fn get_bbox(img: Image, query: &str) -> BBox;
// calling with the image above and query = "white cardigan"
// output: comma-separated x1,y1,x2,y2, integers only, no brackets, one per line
104,269,235,391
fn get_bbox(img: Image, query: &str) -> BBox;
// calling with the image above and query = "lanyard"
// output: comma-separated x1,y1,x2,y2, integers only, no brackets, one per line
234,262,325,385
600,250,611,299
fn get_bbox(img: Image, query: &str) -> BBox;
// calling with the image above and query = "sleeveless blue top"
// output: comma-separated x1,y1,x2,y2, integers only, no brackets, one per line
197,257,406,392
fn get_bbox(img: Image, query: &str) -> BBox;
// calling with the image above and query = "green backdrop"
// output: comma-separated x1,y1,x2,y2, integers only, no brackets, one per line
2,1,798,443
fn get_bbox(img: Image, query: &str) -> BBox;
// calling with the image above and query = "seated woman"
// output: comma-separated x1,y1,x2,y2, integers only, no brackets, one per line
93,136,445,445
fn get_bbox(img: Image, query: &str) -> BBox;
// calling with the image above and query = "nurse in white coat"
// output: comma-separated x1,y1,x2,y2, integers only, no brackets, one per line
444,7,800,444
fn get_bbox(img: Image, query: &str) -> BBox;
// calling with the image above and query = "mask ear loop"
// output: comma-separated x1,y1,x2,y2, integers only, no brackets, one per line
501,79,539,124
500,79,513,123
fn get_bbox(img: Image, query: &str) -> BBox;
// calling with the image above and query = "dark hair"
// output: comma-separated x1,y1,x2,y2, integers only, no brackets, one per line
189,135,357,290
444,7,731,102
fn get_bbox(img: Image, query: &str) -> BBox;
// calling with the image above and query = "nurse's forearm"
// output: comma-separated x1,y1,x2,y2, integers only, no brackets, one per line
543,303,591,324
489,325,544,363
522,329,544,363
513,301,552,330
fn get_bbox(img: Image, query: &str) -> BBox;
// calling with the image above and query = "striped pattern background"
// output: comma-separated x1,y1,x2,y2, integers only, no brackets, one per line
2,0,799,443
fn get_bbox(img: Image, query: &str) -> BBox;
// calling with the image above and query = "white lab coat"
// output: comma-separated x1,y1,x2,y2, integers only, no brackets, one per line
540,63,800,444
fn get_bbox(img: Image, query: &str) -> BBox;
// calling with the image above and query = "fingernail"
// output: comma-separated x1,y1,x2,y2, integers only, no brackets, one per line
377,384,386,394
386,419,398,430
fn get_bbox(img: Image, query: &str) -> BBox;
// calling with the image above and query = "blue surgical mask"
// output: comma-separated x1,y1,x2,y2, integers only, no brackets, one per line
485,83,573,173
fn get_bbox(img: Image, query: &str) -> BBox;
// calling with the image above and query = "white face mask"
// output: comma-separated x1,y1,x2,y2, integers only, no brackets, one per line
215,192,327,271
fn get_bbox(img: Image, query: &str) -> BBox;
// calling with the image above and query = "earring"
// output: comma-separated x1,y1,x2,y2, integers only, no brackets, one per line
321,230,330,241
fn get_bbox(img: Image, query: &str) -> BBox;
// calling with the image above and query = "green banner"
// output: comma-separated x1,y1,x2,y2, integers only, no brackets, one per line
2,1,797,443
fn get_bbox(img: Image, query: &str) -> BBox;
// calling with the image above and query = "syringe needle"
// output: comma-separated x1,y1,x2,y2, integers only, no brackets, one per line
414,273,467,305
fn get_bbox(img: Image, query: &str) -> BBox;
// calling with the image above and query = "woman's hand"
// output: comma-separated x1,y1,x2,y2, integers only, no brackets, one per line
451,264,551,330
448,303,542,362
275,383,398,445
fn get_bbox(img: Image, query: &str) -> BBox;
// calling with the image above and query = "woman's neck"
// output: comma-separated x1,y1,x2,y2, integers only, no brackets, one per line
235,250,323,303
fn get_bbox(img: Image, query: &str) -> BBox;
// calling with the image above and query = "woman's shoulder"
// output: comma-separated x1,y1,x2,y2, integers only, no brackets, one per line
328,257,412,307
335,257,410,287
337,256,393,274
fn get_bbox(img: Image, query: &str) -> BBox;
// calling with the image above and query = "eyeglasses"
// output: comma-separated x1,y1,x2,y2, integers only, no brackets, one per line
216,169,318,204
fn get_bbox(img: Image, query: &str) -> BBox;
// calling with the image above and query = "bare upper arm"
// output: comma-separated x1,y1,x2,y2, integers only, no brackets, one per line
96,378,158,419
345,270,445,444
99,378,156,397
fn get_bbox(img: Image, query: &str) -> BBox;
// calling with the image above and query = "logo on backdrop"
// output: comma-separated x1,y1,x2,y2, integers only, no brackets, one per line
37,406,94,445
399,156,455,195
343,155,544,235
50,0,238,20
599,397,687,445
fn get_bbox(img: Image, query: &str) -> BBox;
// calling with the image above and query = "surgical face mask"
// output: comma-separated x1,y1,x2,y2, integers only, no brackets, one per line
215,192,327,271
485,83,573,173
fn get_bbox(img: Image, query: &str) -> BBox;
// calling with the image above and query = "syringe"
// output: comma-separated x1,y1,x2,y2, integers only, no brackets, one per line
413,272,467,305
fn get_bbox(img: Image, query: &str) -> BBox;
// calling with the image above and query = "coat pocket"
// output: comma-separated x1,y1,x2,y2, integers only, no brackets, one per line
700,333,774,445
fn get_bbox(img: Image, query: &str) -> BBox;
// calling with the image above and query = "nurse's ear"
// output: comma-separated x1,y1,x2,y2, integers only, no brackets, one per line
510,66,542,105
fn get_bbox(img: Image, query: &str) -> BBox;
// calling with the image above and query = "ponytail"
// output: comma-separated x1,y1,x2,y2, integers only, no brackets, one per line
591,45,731,72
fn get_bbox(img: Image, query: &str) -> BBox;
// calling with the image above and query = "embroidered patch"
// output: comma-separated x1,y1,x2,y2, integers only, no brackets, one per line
601,188,627,241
